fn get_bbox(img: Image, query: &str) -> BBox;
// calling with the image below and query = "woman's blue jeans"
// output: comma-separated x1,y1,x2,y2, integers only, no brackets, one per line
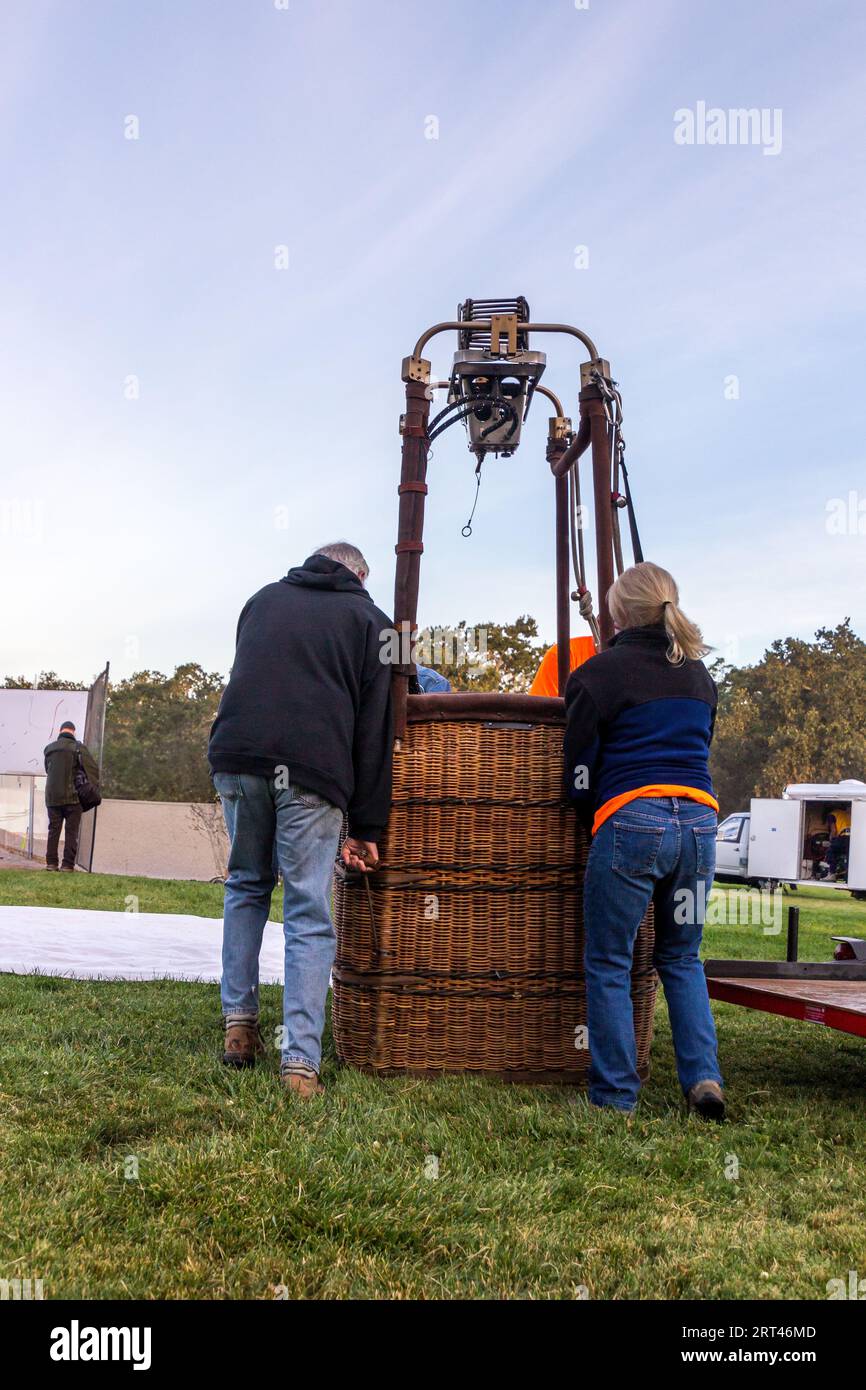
583,796,722,1111
215,772,343,1073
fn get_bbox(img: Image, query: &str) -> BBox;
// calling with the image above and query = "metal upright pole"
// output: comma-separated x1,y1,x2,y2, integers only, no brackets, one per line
786,906,800,963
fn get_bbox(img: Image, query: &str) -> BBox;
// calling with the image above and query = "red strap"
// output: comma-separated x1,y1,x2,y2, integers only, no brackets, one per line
395,541,424,555
402,425,428,438
398,481,428,495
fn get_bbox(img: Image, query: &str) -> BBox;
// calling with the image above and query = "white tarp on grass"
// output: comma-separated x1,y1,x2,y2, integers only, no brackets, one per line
0,905,284,983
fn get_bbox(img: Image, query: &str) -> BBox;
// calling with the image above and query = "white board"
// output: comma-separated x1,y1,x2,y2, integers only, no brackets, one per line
748,798,802,881
0,689,89,775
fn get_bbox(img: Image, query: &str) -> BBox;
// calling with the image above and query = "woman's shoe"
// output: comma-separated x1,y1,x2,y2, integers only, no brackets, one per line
686,1080,726,1121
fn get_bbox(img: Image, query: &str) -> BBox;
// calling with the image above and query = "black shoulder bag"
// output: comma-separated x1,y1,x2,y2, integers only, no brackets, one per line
74,747,102,811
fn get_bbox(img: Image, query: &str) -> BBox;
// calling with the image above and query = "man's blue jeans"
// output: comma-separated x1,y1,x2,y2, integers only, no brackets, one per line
214,772,343,1073
583,796,722,1111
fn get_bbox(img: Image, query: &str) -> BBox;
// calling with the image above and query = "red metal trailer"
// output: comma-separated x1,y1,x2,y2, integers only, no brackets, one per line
706,974,866,1038
705,908,866,1039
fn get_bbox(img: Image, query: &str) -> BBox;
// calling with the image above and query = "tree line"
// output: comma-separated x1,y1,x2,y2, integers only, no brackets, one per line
5,619,863,815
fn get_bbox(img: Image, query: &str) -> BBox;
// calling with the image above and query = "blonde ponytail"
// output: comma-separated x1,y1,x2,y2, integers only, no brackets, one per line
607,561,710,665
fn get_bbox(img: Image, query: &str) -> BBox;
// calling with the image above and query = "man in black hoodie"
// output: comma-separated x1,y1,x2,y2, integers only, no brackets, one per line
208,542,393,1096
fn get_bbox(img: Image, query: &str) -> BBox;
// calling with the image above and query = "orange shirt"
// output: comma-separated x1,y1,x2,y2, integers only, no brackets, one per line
592,785,719,836
529,636,597,697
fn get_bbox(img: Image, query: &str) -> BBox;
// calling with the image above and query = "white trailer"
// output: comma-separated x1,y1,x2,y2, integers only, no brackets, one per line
747,779,866,894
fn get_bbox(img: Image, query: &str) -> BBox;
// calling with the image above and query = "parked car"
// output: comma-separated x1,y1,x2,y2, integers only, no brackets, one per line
715,812,759,885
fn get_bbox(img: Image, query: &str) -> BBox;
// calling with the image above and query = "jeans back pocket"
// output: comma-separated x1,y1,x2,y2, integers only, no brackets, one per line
293,783,332,811
612,823,664,878
693,826,717,879
213,772,243,800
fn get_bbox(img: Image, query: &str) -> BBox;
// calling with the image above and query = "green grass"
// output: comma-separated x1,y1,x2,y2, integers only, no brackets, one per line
1,871,865,1299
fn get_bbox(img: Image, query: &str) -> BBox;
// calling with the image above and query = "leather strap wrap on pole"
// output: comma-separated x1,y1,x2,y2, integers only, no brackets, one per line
580,385,615,648
547,435,572,696
392,379,432,740
620,457,644,563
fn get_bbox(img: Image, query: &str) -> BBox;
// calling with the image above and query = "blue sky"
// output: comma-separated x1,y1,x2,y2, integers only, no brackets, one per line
1,0,864,685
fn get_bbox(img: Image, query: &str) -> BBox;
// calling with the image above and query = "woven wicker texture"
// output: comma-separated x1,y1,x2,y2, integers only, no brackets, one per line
332,712,657,1081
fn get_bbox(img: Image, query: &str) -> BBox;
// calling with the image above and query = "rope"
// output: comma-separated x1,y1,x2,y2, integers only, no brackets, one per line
567,456,601,651
592,372,643,568
610,416,625,578
363,874,392,958
577,587,601,649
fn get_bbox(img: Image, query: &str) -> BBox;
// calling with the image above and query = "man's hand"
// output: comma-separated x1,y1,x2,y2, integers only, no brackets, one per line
341,837,379,873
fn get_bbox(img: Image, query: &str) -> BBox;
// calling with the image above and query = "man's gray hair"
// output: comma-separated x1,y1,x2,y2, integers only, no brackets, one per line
314,541,369,580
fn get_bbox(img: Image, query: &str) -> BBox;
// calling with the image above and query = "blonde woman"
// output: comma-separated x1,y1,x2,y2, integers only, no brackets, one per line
564,562,724,1119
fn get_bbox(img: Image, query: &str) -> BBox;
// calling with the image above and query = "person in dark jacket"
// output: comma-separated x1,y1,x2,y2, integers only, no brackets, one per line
564,561,724,1120
43,721,99,872
208,541,393,1096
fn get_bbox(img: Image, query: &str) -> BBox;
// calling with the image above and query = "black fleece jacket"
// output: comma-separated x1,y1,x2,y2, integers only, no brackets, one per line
44,733,100,807
208,556,393,840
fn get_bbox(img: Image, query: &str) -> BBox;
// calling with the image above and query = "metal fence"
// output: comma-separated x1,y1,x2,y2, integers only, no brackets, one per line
77,664,110,872
0,665,109,868
0,773,48,857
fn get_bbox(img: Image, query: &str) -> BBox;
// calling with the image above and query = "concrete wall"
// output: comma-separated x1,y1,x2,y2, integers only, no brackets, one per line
90,799,229,881
0,787,229,881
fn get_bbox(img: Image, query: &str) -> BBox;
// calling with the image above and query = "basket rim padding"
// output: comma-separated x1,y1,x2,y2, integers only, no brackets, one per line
407,692,564,726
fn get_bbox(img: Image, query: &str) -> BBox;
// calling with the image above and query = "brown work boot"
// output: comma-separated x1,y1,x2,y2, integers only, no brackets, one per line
45,864,59,872
686,1080,726,1122
280,1064,324,1099
60,864,75,873
222,1014,267,1069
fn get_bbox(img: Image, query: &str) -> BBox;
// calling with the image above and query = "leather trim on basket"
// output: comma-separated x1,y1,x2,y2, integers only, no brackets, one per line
406,693,565,725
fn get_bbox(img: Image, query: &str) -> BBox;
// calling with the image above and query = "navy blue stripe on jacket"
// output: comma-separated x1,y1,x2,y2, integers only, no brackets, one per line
563,625,718,829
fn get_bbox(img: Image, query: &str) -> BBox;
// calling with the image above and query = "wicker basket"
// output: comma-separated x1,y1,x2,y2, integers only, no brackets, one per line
332,694,657,1082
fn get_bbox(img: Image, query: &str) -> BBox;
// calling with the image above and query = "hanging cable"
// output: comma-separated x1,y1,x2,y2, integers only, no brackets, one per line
478,400,519,442
427,399,480,444
462,458,484,537
426,396,465,436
